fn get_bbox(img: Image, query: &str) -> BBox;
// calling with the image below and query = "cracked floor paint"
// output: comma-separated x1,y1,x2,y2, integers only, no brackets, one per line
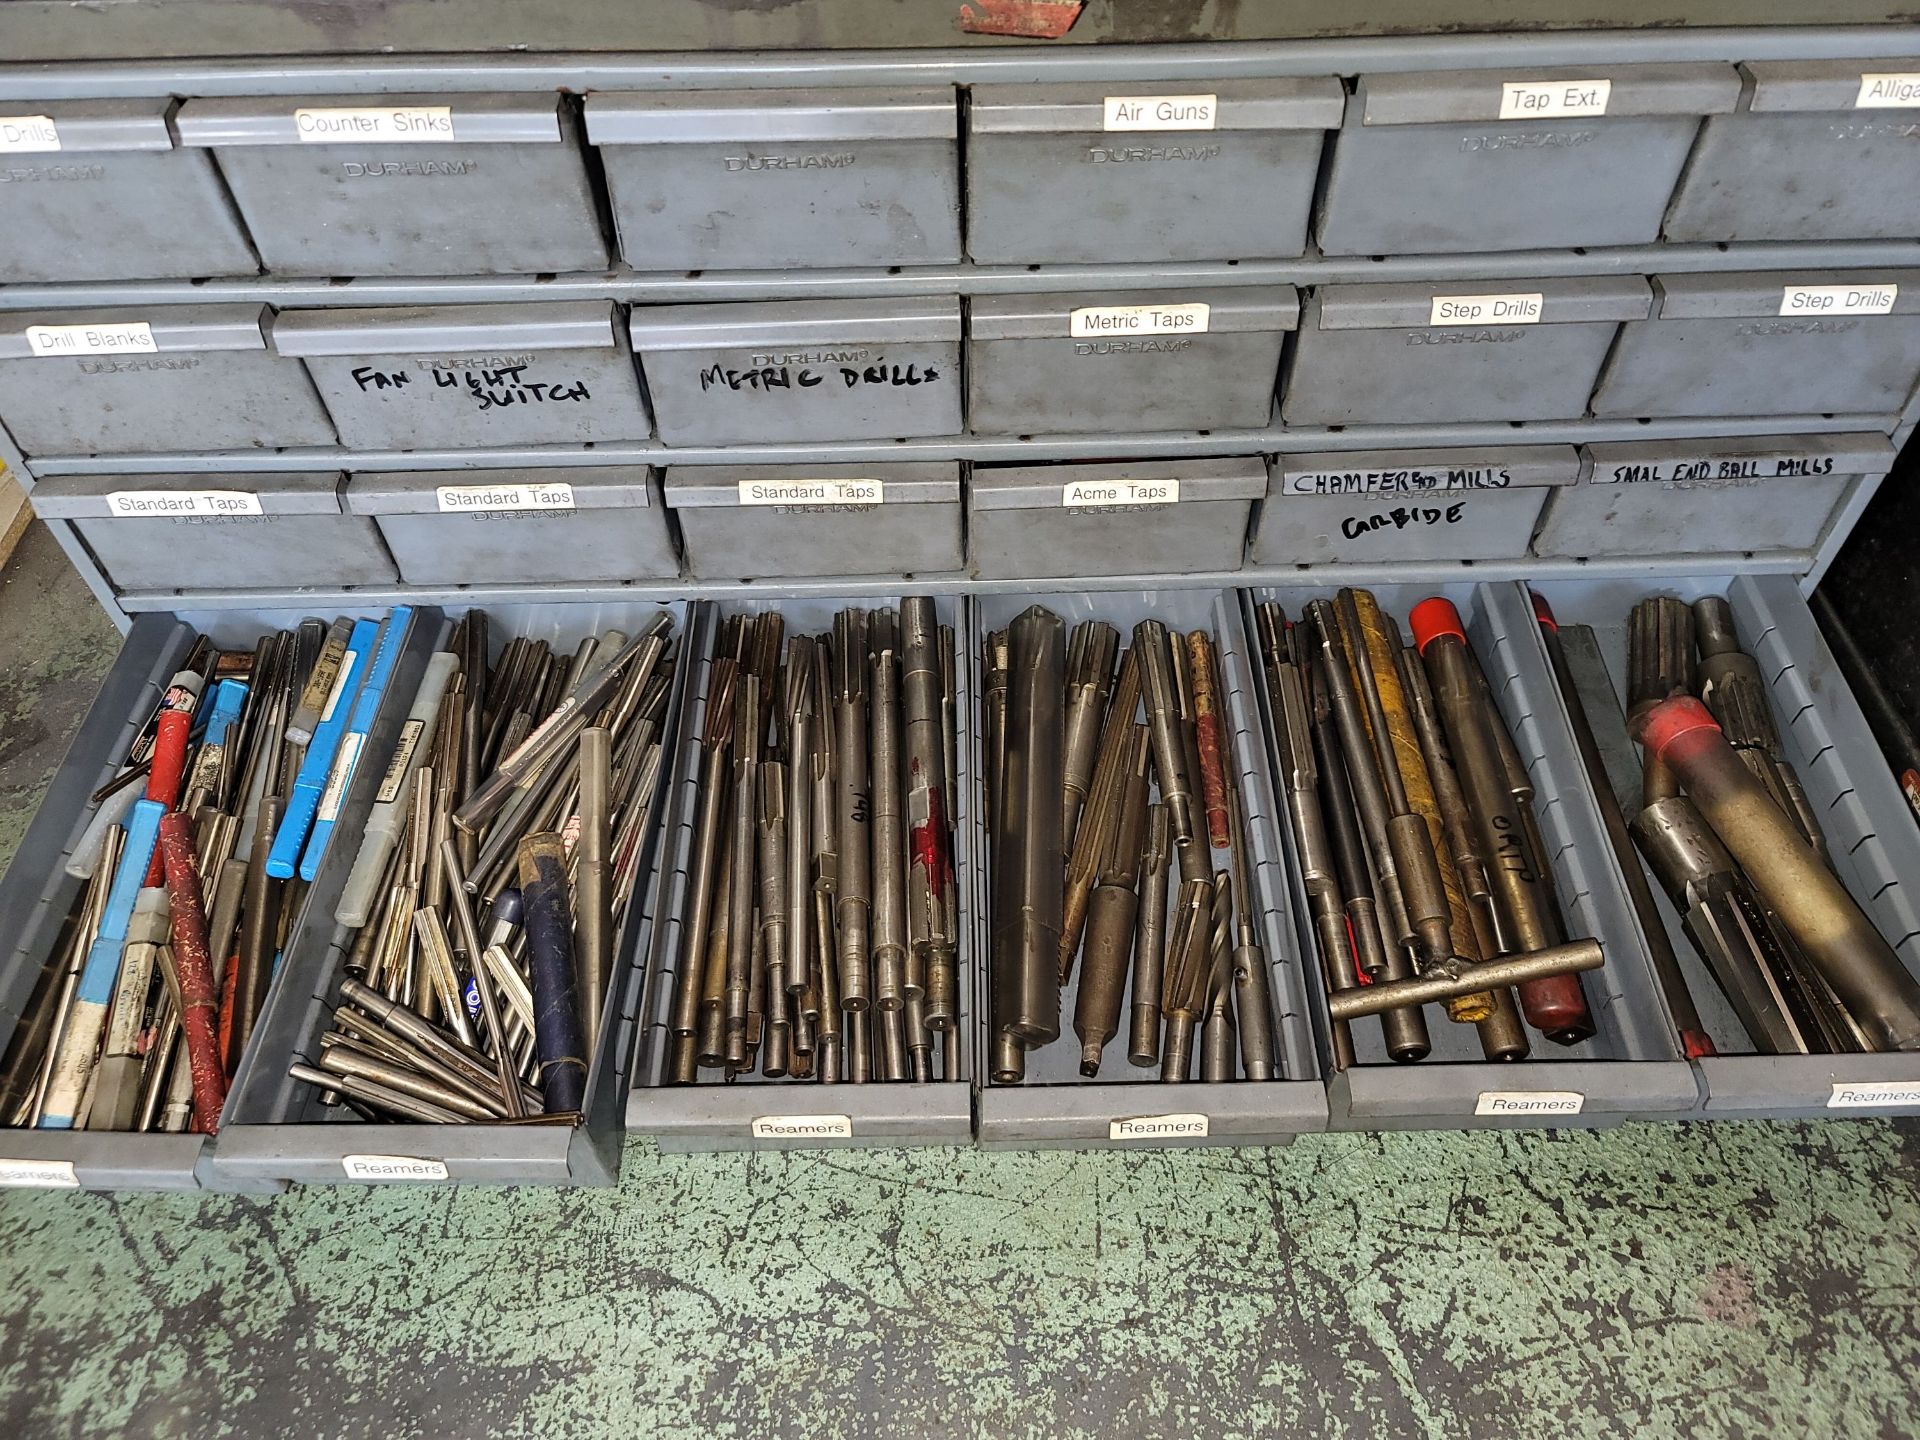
0,523,1917,1439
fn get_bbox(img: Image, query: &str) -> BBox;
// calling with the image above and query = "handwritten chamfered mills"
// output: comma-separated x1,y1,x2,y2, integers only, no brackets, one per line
1254,591,1605,1072
666,600,963,1086
986,607,1279,1086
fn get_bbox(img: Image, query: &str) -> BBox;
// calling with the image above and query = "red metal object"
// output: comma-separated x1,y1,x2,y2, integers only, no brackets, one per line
158,813,229,1134
958,0,1085,38
142,708,192,884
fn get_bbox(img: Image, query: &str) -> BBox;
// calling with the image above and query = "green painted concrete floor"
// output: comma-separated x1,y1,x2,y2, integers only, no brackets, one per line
1,523,1917,1439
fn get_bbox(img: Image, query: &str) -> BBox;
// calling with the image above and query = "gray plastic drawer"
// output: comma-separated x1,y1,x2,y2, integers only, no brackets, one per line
967,288,1296,437
1534,433,1893,560
629,596,974,1151
0,99,259,284
664,463,962,580
211,600,690,1185
1521,575,1920,1120
586,88,961,271
973,588,1326,1148
630,297,963,447
964,78,1343,265
969,456,1263,581
1246,581,1699,1131
0,306,336,457
174,94,609,278
1253,445,1578,566
1317,64,1739,256
1590,271,1920,420
1666,62,1920,244
346,466,680,585
1280,278,1651,426
272,303,653,450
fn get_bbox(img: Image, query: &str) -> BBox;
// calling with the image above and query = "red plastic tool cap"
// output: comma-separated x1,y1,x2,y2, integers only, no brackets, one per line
1530,591,1558,631
1409,597,1467,653
1638,696,1722,760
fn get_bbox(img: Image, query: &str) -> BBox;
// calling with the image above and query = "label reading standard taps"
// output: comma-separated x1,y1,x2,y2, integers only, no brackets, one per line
737,479,883,506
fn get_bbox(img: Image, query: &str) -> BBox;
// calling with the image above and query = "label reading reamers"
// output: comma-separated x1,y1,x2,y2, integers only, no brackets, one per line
27,321,157,357
1856,74,1920,108
341,1154,450,1181
1103,93,1218,132
435,481,575,513
1474,1090,1585,1116
0,1158,80,1189
0,116,60,153
750,1114,853,1140
295,105,457,143
1110,1112,1210,1140
1498,79,1611,119
737,479,883,506
1429,293,1544,327
1780,284,1898,316
105,490,264,519
1828,1081,1920,1109
1062,478,1180,507
1068,303,1210,338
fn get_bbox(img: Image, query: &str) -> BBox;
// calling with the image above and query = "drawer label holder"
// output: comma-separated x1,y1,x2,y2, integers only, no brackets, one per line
341,1153,451,1181
1111,1112,1210,1140
1474,1090,1585,1116
750,1114,853,1140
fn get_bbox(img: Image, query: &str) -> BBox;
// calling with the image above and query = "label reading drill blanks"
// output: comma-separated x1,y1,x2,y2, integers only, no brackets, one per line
1498,78,1611,119
295,105,457,143
341,1153,450,1181
1103,94,1218,132
104,490,264,519
1110,1113,1210,1140
374,718,427,805
0,116,60,152
26,321,156,357
0,1158,80,1189
1856,73,1920,108
316,731,365,824
434,480,575,513
737,479,883,506
1069,302,1210,338
1779,283,1898,316
1061,478,1180,507
750,1114,853,1140
1428,292,1544,327
1474,1089,1584,1116
1827,1080,1920,1109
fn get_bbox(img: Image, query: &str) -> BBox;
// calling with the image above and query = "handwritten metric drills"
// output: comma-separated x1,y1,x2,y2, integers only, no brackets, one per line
987,608,1277,1085
0,612,413,1134
1255,592,1604,1071
666,600,961,1084
287,612,676,1124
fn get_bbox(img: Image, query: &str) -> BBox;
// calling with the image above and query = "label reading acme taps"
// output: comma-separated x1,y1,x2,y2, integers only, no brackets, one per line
1069,303,1210,338
1428,293,1544,327
435,481,576,513
294,106,457,142
1062,478,1180,506
1779,284,1898,316
105,490,265,518
0,116,60,153
25,322,157,357
737,479,884,505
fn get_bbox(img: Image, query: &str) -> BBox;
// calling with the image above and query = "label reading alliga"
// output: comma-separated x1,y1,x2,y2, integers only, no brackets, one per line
737,479,884,506
27,321,156,357
1474,1090,1585,1116
104,490,264,519
0,1158,80,1188
1828,1081,1920,1108
750,1114,854,1140
1779,284,1898,316
0,116,60,153
1062,478,1180,507
1856,73,1920,108
1103,94,1218,131
341,1154,450,1181
1498,79,1611,119
1429,293,1544,327
1109,1112,1210,1140
1068,302,1210,338
434,481,575,513
295,106,457,142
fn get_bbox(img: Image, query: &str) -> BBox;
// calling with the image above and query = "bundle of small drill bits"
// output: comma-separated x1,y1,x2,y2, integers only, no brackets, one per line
291,612,677,1123
665,598,961,1085
0,612,406,1133
1256,591,1604,1071
988,606,1277,1085
1617,593,1920,1054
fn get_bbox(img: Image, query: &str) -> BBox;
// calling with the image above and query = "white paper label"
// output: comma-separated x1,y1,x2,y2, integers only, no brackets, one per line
0,116,60,153
26,321,157,357
1103,93,1218,131
736,479,883,506
1827,1080,1920,1109
104,490,264,519
341,1153,450,1181
319,651,359,724
1068,302,1211,338
295,105,457,143
750,1114,853,1140
434,480,575,513
1498,79,1612,119
317,731,365,824
1855,73,1920,108
1474,1089,1585,1116
0,1158,80,1189
1062,478,1180,507
1428,292,1544,327
375,718,427,805
1110,1112,1210,1140
1779,283,1898,316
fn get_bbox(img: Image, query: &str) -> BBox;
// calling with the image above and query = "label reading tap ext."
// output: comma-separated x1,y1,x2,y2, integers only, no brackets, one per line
1062,478,1180,507
738,479,884,506
1102,94,1218,131
1497,79,1611,119
750,1114,853,1140
1856,73,1920,108
435,481,576,513
295,106,458,143
104,490,265,519
1068,303,1210,338
0,116,60,153
1779,284,1898,316
27,321,157,357
1828,1081,1920,1108
341,1153,451,1181
1429,293,1544,327
1110,1113,1210,1140
1474,1090,1585,1116
0,1158,80,1188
